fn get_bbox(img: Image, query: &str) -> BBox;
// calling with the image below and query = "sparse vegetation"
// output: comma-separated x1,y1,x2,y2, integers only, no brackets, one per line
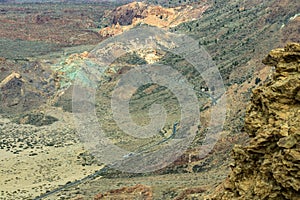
0,0,299,199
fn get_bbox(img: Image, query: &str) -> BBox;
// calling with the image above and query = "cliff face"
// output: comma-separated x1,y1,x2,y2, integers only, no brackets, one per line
99,1,209,37
209,43,300,200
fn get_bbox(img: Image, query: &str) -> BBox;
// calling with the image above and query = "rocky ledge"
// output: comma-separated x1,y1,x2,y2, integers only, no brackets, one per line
208,43,300,200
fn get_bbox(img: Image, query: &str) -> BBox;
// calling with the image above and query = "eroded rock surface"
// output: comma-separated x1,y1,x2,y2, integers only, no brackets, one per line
99,1,209,37
208,43,300,199
93,184,153,200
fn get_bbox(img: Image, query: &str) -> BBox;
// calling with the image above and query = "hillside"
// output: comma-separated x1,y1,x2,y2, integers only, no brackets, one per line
0,0,299,199
41,0,299,199
98,1,209,37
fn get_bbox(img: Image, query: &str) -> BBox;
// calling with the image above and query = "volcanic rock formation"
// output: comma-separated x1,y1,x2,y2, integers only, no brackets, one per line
99,1,209,37
208,43,300,200
93,184,153,200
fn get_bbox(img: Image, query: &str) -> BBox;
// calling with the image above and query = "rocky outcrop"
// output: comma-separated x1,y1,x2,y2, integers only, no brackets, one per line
208,43,300,200
0,72,25,109
99,1,209,37
94,184,153,200
108,2,149,26
0,72,23,88
0,61,58,114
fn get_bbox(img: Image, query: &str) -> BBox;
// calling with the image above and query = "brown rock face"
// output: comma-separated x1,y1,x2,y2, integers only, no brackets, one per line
110,2,148,26
99,1,209,37
209,43,300,200
93,184,153,200
0,61,58,114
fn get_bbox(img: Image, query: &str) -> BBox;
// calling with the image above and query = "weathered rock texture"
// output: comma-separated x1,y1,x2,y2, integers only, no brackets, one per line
93,184,153,200
209,43,300,200
99,1,208,37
